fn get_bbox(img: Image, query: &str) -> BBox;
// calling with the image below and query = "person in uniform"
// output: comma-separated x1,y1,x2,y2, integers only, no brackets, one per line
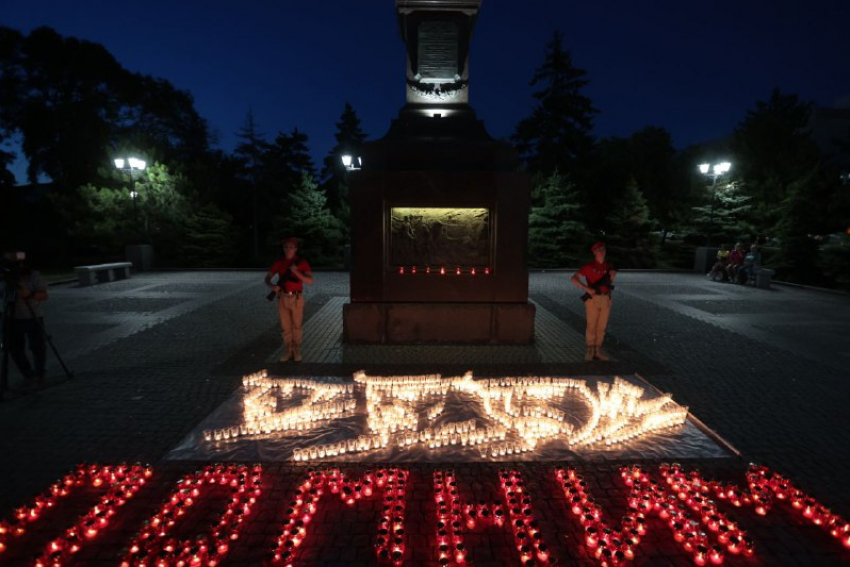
264,237,313,362
570,241,618,361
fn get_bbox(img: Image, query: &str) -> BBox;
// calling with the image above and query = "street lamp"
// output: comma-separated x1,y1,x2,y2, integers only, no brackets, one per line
114,157,147,237
341,154,362,171
698,161,731,247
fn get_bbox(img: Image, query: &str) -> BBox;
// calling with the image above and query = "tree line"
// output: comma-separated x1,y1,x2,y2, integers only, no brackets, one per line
1,26,848,286
0,26,363,268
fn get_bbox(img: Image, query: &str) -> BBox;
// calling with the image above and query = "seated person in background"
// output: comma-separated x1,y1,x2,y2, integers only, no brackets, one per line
726,242,745,282
707,243,731,281
736,244,762,284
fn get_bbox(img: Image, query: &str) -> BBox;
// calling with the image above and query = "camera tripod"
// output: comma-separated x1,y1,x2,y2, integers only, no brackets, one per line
1,280,73,401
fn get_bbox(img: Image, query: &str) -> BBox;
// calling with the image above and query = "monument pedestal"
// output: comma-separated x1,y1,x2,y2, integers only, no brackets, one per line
344,302,535,344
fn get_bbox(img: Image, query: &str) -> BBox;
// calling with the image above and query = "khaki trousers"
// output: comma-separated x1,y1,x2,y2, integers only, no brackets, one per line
278,294,305,352
584,294,612,347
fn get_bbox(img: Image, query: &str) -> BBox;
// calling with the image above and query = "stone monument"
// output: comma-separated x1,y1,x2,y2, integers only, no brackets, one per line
343,0,535,344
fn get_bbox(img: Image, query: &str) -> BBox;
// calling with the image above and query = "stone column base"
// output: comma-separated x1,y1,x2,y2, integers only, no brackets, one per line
343,302,535,344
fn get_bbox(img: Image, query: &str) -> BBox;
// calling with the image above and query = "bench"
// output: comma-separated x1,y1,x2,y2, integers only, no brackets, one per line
75,262,133,286
749,267,775,289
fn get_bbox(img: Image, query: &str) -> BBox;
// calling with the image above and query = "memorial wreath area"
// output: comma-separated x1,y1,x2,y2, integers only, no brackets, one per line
1,372,847,565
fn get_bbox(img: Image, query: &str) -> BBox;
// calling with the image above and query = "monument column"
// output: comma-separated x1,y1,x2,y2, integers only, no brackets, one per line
342,0,535,344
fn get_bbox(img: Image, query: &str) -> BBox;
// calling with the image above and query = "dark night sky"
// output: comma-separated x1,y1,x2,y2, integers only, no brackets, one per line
2,0,849,182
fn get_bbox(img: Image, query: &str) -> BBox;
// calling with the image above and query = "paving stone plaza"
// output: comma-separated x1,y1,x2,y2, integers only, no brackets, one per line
1,271,848,565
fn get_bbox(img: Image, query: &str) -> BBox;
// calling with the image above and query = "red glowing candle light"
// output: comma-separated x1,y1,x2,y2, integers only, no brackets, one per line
709,544,724,565
440,267,446,275
694,544,709,566
585,527,599,548
727,535,741,555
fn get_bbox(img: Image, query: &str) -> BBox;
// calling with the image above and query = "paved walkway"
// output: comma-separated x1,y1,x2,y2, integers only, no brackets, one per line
1,270,848,562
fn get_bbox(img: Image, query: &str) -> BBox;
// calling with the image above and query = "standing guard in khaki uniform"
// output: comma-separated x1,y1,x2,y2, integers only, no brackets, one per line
265,238,313,362
570,241,618,361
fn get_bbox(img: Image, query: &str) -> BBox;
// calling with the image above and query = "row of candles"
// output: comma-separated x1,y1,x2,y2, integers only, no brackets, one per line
0,464,152,566
556,464,750,566
121,464,262,567
269,468,408,565
203,371,357,442
433,470,469,564
396,266,491,275
205,370,689,460
433,468,554,564
651,463,754,564
557,466,639,565
454,373,689,449
3,463,849,564
497,469,553,564
292,434,387,461
355,371,450,400
667,463,850,550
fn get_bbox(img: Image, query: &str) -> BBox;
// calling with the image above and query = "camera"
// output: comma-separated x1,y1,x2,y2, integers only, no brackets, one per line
1,253,24,286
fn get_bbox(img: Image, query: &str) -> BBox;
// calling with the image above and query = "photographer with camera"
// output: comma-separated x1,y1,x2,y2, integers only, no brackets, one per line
570,241,618,362
2,246,49,390
264,237,313,362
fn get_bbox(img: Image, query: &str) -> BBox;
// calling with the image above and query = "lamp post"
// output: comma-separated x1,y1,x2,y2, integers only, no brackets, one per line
339,154,362,271
341,154,362,171
698,161,731,247
114,157,147,238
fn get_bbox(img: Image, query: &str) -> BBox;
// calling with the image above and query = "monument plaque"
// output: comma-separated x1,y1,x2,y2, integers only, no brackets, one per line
417,21,459,81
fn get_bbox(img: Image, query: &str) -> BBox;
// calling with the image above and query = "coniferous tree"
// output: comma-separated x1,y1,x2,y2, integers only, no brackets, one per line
180,204,239,267
511,31,597,177
269,173,344,267
321,102,367,231
233,109,270,261
0,143,14,245
773,170,831,284
527,171,586,268
689,181,754,245
606,179,656,267
58,162,191,258
266,128,315,205
0,147,14,190
623,127,677,230
732,88,820,228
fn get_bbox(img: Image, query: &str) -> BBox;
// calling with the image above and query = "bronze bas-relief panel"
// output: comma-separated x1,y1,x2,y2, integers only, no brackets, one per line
390,207,490,267
348,170,529,304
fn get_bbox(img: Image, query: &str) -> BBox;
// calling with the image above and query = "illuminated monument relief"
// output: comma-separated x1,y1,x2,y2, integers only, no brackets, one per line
390,207,490,268
343,0,534,343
